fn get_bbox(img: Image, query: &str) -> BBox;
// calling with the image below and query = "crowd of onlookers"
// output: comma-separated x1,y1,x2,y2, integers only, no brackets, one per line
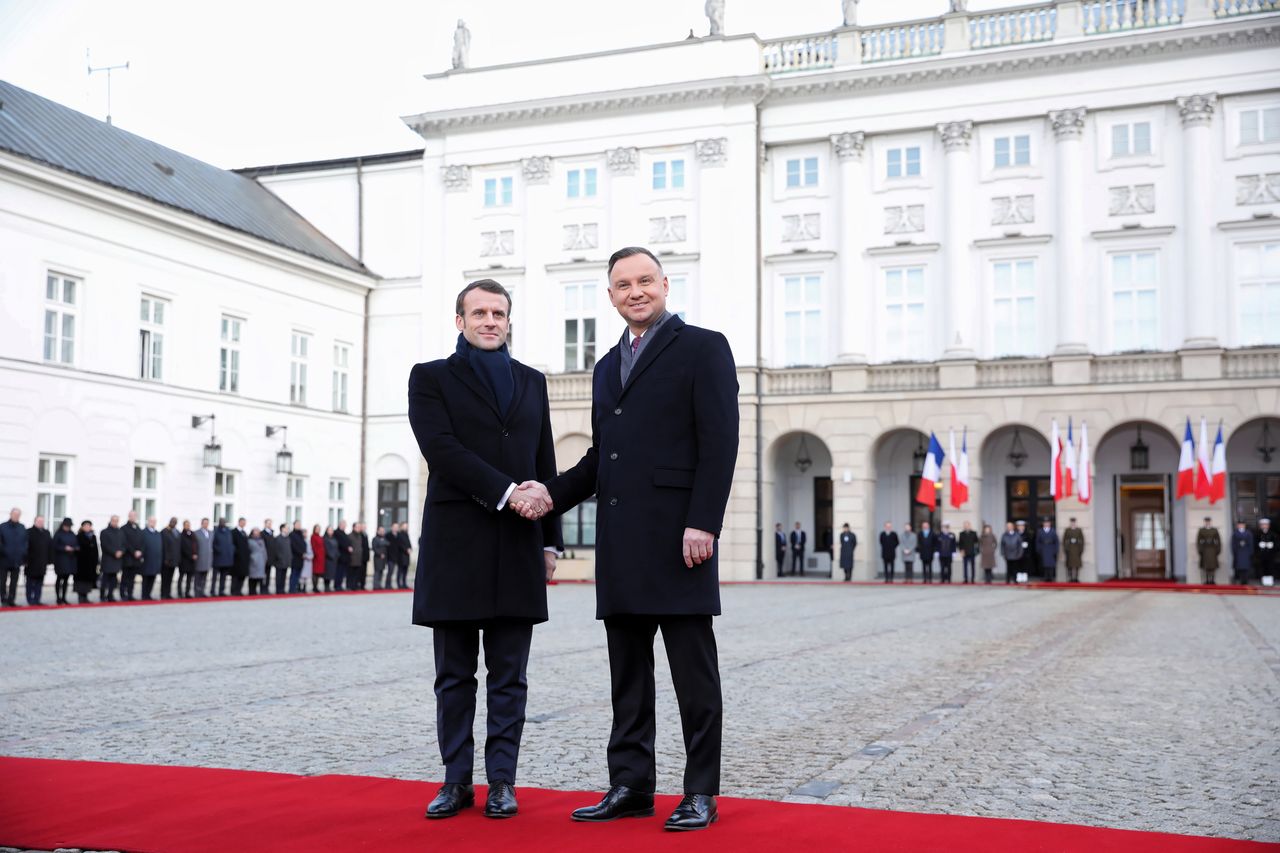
0,507,415,607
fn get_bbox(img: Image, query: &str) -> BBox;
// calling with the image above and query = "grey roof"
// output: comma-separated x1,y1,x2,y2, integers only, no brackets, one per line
0,80,367,275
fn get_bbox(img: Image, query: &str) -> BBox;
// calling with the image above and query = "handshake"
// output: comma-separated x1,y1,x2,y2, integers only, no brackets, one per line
508,481,553,520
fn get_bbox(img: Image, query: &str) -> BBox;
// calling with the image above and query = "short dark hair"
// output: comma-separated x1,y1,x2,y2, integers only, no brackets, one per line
456,279,512,316
607,246,663,278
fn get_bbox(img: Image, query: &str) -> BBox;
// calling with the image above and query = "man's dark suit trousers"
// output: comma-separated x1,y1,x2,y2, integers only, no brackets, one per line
604,614,722,796
433,620,533,785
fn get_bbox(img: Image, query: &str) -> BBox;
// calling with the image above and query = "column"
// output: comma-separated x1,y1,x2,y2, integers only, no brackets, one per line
695,137,729,328
1049,107,1087,355
832,131,869,364
606,146,640,346
1178,93,1219,350
520,156,553,371
938,121,976,360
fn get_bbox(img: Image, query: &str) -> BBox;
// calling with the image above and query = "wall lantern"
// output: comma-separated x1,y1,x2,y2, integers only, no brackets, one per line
1130,425,1150,471
1007,428,1028,470
192,414,221,469
266,425,293,475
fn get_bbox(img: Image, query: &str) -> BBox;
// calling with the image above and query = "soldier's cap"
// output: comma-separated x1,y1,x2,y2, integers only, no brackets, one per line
1205,516,1212,522
1015,519,1026,526
1262,518,1272,524
1069,517,1077,523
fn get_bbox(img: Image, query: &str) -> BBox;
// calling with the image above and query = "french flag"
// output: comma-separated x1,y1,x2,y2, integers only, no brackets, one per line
1176,418,1196,499
1078,422,1092,504
1194,417,1212,500
916,432,945,510
1063,418,1077,498
1209,423,1227,504
949,428,969,509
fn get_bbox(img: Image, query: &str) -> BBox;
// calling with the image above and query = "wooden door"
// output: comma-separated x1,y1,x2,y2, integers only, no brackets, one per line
1122,486,1168,579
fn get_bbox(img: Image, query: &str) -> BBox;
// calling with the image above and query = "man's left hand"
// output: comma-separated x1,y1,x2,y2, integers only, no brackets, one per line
544,551,557,583
682,528,715,568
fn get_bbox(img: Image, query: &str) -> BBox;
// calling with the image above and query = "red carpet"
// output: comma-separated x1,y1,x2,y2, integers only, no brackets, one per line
1029,581,1267,595
0,757,1269,852
0,587,408,614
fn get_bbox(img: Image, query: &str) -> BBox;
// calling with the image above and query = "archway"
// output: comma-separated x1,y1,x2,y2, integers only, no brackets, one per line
1225,417,1280,528
980,424,1052,580
870,428,932,580
767,432,834,578
1094,421,1182,580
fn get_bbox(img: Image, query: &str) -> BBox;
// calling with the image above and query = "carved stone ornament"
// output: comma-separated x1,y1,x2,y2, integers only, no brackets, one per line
563,223,599,251
884,205,925,234
937,121,973,152
440,164,471,191
782,213,821,242
606,147,639,175
695,137,728,166
480,230,514,257
1176,93,1217,128
1236,174,1280,206
650,216,688,244
991,195,1034,225
831,131,866,161
1108,184,1155,216
1048,107,1086,139
521,156,552,185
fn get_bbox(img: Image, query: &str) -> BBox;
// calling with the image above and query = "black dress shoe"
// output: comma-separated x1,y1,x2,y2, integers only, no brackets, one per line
570,785,655,822
425,783,474,819
664,794,718,831
484,781,518,818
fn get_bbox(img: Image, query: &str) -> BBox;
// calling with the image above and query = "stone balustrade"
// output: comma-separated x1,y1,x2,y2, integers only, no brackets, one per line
1223,347,1280,379
969,4,1058,48
976,358,1054,387
762,367,833,395
546,372,593,401
867,363,942,391
1216,0,1280,15
1082,0,1184,32
859,19,946,63
1091,352,1181,383
762,34,839,73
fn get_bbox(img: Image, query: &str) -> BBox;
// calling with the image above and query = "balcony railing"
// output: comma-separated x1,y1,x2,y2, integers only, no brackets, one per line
1091,352,1181,383
1082,0,1184,32
868,363,941,391
763,367,833,395
977,358,1054,387
1216,0,1280,15
762,34,839,73
1223,347,1280,378
860,19,946,63
969,4,1058,48
547,372,592,401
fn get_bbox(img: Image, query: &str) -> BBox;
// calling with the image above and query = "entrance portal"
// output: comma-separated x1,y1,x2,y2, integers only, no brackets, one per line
1117,479,1169,579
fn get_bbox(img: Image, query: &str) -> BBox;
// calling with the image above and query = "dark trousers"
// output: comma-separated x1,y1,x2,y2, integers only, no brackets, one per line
214,568,230,595
921,558,934,583
841,561,853,582
397,563,409,588
55,573,70,603
882,558,894,582
194,570,208,597
1042,563,1056,582
903,561,914,582
775,553,784,579
100,572,118,599
433,620,533,785
275,564,288,594
230,575,245,596
962,555,976,583
141,575,156,599
248,578,263,595
373,558,387,589
120,569,137,599
939,557,953,583
288,566,302,593
347,566,361,590
332,565,347,592
603,614,722,795
3,567,20,603
983,567,994,583
25,574,43,605
791,550,804,576
160,566,176,598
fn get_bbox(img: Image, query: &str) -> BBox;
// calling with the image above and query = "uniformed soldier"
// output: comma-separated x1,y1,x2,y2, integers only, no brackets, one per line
937,523,957,584
1256,518,1277,584
1062,518,1085,583
1195,516,1221,585
1230,521,1255,585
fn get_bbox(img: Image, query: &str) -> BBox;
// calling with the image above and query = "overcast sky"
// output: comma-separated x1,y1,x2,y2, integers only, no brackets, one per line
2,0,974,169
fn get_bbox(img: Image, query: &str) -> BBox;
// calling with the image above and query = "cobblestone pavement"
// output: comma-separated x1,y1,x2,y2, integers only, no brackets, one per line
2,585,1278,842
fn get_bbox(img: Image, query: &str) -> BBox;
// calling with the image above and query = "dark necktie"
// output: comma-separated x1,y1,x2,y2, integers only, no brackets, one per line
631,335,642,356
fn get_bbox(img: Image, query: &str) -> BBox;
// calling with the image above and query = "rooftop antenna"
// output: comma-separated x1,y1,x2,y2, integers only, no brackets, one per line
87,49,129,125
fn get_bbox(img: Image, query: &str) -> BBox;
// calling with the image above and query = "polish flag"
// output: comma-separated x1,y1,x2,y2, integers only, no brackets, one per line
1064,418,1078,498
1050,420,1064,501
1176,418,1196,499
1078,422,1092,504
949,428,970,509
1209,423,1227,504
1194,417,1212,500
916,432,945,510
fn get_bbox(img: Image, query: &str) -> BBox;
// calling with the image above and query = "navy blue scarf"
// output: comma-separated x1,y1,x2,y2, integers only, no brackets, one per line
456,333,513,417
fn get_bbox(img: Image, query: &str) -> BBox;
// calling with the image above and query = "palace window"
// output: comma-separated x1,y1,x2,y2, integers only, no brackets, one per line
139,296,166,381
1111,122,1152,157
332,341,350,412
785,157,819,188
991,259,1037,356
886,146,921,179
213,469,236,524
36,455,71,521
782,274,823,367
290,331,310,405
1110,251,1160,352
1240,107,1280,145
44,272,78,365
881,266,926,361
484,176,513,207
652,159,685,191
1236,241,1280,346
132,462,160,520
994,135,1030,168
567,168,597,199
563,281,597,372
219,316,242,393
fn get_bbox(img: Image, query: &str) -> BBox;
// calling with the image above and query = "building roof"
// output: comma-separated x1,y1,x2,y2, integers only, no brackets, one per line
0,80,367,275
235,148,423,178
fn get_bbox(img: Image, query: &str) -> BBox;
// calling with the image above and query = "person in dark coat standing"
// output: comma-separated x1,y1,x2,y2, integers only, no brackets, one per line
194,518,213,597
260,518,276,594
1035,518,1060,582
160,517,182,600
212,520,234,596
1,507,29,607
838,523,856,582
879,522,898,583
958,521,979,584
773,523,786,578
120,510,144,601
98,515,124,601
917,521,936,584
140,517,163,601
1000,521,1023,583
937,523,957,584
372,526,390,590
1256,518,1277,583
230,518,251,596
333,520,352,592
178,520,198,598
1196,517,1221,584
789,522,806,577
979,524,998,584
354,522,371,590
1231,521,1255,585
1062,518,1085,583
288,521,307,593
75,520,99,604
532,248,739,831
385,523,402,587
272,524,292,594
25,515,54,605
395,524,413,589
50,517,79,605
408,279,563,821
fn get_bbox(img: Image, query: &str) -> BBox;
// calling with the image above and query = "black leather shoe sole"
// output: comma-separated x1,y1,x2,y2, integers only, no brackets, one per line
425,795,474,819
571,806,655,822
664,812,719,832
483,807,517,819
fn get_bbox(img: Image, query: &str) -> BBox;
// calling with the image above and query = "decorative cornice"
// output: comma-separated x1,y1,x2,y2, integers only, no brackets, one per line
1048,107,1086,139
606,147,639,175
521,156,552,184
937,121,973,152
695,137,728,166
1176,92,1218,127
972,234,1053,248
831,131,866,161
440,164,471,191
1090,224,1176,239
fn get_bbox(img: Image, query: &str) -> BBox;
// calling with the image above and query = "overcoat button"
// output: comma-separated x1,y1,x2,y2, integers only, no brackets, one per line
609,498,618,506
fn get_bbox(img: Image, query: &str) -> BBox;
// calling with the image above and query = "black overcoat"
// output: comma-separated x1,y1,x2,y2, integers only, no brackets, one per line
122,522,144,569
231,527,251,578
50,528,77,576
99,525,124,574
547,317,739,619
839,531,856,570
26,526,54,577
879,531,899,562
407,352,562,627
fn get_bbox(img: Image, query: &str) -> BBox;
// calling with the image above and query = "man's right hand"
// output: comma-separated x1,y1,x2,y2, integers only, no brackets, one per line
510,481,552,520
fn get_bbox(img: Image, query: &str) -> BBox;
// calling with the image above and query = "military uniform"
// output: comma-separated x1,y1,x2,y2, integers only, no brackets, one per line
1256,521,1277,583
1062,524,1085,583
1195,522,1221,584
1230,526,1255,585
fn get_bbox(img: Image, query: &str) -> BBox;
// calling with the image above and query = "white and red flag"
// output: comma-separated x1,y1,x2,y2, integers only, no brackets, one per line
1209,423,1227,504
1194,417,1212,500
1050,420,1064,500
949,428,970,509
1078,422,1092,504
1176,418,1196,499
916,432,945,510
1064,418,1078,498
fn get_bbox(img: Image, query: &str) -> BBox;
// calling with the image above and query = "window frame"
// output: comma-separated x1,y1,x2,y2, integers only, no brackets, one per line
332,341,351,413
138,295,167,382
213,469,237,524
219,315,243,394
131,461,161,521
290,330,310,406
562,280,598,373
328,478,348,527
780,272,825,368
1107,249,1162,353
285,475,305,525
1232,239,1280,347
43,271,80,366
988,257,1039,357
483,175,515,208
36,454,72,521
878,264,928,363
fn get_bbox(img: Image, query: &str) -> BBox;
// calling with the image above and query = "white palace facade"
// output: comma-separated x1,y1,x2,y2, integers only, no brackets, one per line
4,0,1280,583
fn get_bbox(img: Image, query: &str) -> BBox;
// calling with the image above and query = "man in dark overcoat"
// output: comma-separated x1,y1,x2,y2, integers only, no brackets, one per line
917,521,936,584
99,515,124,601
789,522,806,576
1231,521,1255,584
140,517,163,600
407,279,562,821
161,517,182,600
879,522,899,583
838,523,856,582
1035,518,1060,582
395,524,413,589
120,510,144,601
288,521,308,593
1256,518,1277,582
24,515,52,605
773,523,786,578
530,247,739,832
230,518,251,596
0,507,27,607
333,520,352,592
